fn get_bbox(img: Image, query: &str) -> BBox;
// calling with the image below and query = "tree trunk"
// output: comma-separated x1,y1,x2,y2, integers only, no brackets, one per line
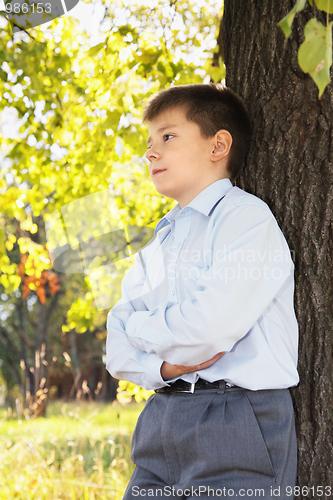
222,1,333,496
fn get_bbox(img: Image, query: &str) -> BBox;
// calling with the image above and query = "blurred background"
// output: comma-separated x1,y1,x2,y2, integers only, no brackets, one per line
0,1,224,497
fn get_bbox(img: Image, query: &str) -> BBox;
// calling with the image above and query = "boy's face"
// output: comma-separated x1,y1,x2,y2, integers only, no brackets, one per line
145,107,230,208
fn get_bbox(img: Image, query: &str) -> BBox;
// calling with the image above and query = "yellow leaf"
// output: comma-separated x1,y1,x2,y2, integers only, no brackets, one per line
53,128,73,146
5,241,13,251
0,274,9,288
21,219,33,231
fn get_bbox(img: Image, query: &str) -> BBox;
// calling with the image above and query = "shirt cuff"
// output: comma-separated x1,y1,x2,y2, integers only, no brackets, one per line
145,356,169,389
126,310,151,338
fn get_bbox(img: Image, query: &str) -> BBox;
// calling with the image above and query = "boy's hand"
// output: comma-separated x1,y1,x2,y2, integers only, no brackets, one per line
160,352,225,381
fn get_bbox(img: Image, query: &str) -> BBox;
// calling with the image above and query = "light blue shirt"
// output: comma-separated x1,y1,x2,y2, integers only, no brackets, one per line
106,178,299,391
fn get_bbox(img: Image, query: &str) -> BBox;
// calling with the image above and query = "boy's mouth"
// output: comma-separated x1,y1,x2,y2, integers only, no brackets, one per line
152,169,166,176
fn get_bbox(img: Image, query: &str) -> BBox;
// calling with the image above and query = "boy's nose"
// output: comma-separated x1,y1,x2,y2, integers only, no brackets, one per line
145,147,160,161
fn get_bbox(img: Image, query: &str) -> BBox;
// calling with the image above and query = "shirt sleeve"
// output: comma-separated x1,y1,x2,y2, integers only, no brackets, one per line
125,205,294,366
106,251,168,390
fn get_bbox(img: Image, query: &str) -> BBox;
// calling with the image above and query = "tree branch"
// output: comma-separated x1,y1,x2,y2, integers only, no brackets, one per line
5,316,33,349
0,325,22,362
0,336,21,387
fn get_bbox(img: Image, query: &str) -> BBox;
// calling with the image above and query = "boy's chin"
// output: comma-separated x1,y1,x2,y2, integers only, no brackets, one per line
154,187,176,201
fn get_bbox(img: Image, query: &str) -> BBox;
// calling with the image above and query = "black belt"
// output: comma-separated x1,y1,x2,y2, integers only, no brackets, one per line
155,378,243,394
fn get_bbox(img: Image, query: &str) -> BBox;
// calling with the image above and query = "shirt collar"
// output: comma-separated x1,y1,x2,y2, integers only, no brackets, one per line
154,178,233,234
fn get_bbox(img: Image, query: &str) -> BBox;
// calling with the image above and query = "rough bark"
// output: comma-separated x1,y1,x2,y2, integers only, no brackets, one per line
222,1,333,496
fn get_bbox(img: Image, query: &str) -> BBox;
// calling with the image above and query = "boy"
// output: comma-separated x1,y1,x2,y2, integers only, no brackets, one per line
106,84,299,499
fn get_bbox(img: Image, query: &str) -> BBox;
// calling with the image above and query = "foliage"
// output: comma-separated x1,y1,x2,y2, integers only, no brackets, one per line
0,0,223,400
0,0,223,314
278,0,333,96
117,379,153,404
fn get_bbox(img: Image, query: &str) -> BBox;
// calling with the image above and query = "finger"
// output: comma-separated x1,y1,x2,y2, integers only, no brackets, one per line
196,353,225,370
210,352,225,361
179,352,226,375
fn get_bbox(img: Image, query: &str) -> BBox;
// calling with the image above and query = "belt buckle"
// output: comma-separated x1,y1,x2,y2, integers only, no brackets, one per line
175,382,195,394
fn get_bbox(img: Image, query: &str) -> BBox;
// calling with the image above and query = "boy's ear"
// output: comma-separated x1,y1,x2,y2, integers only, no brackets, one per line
210,130,232,162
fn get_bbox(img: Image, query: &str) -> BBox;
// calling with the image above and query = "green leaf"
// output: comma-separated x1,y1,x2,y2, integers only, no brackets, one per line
169,61,182,77
0,228,6,255
298,18,333,97
104,109,121,129
157,61,174,80
118,25,133,37
278,0,307,39
203,57,226,83
314,0,333,12
0,68,7,81
87,42,105,57
308,0,313,5
92,161,106,174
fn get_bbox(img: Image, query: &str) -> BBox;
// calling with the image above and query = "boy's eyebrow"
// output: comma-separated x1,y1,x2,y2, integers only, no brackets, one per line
147,124,178,145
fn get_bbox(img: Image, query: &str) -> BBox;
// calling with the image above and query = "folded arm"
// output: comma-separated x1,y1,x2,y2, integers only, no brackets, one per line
125,206,294,366
106,245,225,388
106,253,168,390
106,293,223,387
160,352,225,381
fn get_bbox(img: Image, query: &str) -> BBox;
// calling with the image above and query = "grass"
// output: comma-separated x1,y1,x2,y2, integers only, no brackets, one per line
0,400,144,500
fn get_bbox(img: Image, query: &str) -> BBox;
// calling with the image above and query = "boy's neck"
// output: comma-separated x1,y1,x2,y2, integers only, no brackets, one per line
178,175,231,209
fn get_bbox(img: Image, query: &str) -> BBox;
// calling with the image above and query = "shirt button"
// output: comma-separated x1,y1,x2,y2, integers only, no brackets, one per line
171,289,175,294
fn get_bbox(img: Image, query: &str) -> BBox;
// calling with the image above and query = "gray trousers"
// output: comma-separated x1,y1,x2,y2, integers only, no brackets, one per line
124,387,297,499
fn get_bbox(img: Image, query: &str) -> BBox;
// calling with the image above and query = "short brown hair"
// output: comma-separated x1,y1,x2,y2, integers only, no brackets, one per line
142,83,251,182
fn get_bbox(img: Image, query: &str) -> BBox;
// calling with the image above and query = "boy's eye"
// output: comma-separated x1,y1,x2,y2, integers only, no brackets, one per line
146,134,174,150
163,134,173,142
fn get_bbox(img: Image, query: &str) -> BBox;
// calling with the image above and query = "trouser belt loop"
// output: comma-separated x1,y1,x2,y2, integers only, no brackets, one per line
217,380,226,394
